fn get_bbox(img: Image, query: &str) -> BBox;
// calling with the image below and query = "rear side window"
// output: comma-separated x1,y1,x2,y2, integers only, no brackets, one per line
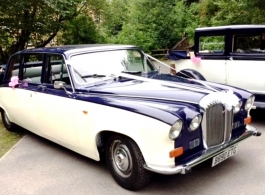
232,34,265,53
21,53,44,84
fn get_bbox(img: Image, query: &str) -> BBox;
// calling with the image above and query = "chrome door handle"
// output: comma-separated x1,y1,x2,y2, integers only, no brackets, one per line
37,85,47,90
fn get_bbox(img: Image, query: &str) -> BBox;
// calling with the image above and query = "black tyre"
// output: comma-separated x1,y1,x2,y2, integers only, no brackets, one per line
106,135,152,190
1,109,17,132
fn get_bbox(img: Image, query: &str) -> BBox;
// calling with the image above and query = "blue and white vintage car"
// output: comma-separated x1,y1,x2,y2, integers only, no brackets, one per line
0,45,261,190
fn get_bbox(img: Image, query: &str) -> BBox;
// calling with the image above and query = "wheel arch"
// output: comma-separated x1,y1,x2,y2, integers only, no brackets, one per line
176,68,206,80
96,130,141,159
94,122,175,168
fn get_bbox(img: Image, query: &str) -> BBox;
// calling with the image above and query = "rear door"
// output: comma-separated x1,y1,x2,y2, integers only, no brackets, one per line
226,33,265,93
2,53,44,134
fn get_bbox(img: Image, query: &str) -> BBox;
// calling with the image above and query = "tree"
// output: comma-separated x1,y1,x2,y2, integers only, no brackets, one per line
58,15,105,45
110,0,188,52
0,0,104,64
101,0,130,38
199,0,265,27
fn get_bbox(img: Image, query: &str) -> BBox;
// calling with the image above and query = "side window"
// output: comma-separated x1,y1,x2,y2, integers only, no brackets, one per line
44,54,71,86
199,35,225,54
22,53,44,84
232,34,265,53
6,55,20,80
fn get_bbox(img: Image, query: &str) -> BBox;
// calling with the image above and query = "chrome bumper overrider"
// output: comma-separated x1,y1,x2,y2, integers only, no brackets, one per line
144,125,261,175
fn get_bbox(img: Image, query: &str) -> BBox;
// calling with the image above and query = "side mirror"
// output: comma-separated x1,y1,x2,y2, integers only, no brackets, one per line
54,81,72,95
54,81,66,89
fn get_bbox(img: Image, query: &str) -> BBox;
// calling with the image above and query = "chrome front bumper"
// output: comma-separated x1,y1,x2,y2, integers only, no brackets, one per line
144,125,261,175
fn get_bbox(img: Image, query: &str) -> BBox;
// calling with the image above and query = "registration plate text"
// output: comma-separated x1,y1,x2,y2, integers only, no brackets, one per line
212,145,238,167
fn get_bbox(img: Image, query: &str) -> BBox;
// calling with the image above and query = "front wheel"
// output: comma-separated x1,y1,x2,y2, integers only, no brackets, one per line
1,109,17,132
106,135,152,190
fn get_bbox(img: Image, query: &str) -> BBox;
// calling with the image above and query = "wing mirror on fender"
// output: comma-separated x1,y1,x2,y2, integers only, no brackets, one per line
54,81,72,95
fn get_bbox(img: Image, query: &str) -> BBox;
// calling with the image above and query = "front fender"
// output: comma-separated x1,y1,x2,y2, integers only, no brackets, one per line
176,69,206,80
94,110,174,167
73,99,176,168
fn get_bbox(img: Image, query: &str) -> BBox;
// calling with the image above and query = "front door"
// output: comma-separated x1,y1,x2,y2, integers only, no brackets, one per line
34,54,79,149
226,55,265,93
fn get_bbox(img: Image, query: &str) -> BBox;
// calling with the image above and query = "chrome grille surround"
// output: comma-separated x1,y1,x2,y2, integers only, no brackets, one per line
200,92,235,148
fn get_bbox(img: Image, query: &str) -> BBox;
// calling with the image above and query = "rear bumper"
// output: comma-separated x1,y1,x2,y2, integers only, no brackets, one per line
144,125,261,175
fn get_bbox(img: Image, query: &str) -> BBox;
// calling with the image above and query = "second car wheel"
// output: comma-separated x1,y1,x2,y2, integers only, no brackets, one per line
106,135,152,190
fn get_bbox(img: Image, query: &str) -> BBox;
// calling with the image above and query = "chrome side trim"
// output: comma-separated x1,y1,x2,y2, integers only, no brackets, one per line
87,93,198,105
254,101,265,109
144,125,261,175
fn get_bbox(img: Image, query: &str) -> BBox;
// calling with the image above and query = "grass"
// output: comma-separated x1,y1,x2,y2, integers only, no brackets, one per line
0,119,25,158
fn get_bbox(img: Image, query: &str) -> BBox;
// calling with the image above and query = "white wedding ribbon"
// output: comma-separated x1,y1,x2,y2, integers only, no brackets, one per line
66,58,239,110
114,72,215,94
145,53,239,110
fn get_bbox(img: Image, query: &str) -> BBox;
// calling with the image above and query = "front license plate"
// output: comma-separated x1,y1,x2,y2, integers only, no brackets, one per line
212,145,238,167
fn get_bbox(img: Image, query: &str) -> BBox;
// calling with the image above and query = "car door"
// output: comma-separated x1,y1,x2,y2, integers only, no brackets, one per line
226,55,265,93
34,54,79,149
1,53,43,134
226,34,265,93
176,34,227,84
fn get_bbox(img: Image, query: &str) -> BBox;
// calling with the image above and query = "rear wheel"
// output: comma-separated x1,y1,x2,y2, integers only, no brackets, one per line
1,110,17,132
106,135,152,190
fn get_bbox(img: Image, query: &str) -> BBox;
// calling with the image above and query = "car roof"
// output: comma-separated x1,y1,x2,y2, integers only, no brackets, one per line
14,44,138,57
196,25,265,33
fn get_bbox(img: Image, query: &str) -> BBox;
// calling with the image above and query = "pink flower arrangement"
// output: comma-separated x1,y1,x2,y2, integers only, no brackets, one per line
191,56,201,64
9,76,19,88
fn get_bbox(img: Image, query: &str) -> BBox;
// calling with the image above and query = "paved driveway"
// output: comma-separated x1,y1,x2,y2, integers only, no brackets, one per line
0,110,264,195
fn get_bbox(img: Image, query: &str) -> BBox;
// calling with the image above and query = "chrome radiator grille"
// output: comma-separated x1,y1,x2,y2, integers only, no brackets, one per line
202,103,233,147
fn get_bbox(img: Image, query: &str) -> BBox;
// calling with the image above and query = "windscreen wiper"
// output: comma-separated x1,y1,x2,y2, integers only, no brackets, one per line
122,71,142,75
81,74,106,78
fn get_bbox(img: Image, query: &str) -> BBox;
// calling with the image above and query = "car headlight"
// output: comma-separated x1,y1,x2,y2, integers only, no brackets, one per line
245,96,255,111
189,115,202,131
233,101,242,114
169,120,183,140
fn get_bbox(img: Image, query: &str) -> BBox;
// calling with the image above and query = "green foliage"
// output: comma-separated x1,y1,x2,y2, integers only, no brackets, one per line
108,0,188,52
0,0,105,64
102,0,130,37
176,1,200,42
198,0,265,26
1,0,265,64
58,15,104,45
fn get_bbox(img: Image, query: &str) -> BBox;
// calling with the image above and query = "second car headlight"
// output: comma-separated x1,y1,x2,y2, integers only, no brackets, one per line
245,96,255,111
169,120,183,140
189,115,202,131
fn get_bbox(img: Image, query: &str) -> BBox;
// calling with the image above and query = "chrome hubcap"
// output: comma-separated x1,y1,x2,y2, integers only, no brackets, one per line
111,140,132,178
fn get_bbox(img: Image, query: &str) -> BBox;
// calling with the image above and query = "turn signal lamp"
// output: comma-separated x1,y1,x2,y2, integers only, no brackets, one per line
244,117,252,125
169,147,184,158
